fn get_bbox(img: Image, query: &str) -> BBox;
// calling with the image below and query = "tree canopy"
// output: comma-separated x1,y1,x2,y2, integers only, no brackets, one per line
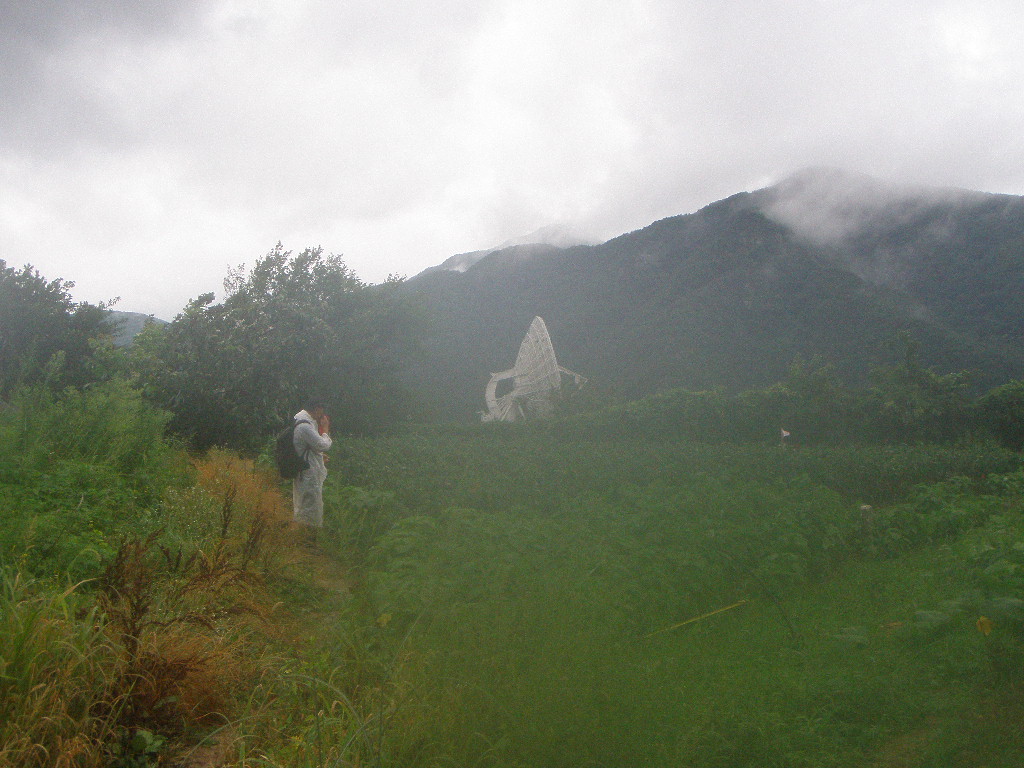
0,260,111,396
132,245,424,451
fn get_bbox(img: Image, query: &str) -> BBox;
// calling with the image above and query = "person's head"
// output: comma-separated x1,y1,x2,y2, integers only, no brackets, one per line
303,398,326,420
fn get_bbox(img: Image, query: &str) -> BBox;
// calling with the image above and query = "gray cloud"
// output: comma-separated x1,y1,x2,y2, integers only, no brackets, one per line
2,0,1023,318
760,167,990,245
0,1,205,149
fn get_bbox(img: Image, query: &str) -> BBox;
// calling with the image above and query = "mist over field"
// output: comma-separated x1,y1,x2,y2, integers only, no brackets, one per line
6,175,1024,762
5,1,1024,763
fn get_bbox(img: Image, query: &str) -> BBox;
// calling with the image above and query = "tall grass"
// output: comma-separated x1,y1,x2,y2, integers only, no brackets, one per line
0,381,370,765
0,569,115,768
0,380,173,473
0,381,183,581
0,381,378,764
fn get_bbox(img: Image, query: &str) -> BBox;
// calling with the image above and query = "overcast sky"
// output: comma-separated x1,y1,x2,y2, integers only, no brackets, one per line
3,0,1023,319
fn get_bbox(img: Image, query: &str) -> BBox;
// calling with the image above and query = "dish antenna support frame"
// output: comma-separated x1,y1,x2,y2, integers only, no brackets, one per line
482,316,586,422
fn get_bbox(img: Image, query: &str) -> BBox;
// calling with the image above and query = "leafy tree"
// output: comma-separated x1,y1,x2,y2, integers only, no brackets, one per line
976,380,1024,449
0,260,112,396
865,335,975,442
133,245,423,451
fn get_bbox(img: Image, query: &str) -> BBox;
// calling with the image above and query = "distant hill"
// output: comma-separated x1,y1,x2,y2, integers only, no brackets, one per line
107,310,168,347
401,169,1024,420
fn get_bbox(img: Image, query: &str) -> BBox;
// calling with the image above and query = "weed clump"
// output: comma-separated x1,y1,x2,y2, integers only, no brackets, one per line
0,443,304,766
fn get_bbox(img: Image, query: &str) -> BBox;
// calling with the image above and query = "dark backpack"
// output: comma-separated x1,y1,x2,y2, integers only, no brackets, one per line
274,419,311,479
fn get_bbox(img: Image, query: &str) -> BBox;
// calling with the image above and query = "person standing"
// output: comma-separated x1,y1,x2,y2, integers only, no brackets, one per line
292,399,332,532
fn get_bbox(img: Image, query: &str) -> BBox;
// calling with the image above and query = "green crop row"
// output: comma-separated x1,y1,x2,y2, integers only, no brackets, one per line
320,430,1024,767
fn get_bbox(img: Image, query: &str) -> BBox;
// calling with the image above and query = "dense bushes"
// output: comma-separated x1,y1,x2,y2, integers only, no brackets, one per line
977,379,1024,450
129,245,424,451
0,382,179,580
334,429,1021,516
0,260,112,396
0,398,335,765
556,354,1003,447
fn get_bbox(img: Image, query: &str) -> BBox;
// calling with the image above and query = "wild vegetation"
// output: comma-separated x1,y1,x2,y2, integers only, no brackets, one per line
0,259,113,396
0,379,412,766
330,432,1024,767
3,252,1024,765
129,245,423,451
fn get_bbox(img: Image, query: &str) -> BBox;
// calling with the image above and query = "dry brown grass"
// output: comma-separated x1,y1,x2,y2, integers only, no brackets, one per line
92,452,300,740
192,450,299,564
1,449,316,767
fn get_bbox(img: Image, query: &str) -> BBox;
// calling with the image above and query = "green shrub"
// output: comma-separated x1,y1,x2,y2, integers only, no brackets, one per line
977,379,1024,449
0,380,172,473
0,381,180,580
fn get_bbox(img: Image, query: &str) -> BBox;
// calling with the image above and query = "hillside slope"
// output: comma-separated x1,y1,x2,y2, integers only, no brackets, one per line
402,169,1024,420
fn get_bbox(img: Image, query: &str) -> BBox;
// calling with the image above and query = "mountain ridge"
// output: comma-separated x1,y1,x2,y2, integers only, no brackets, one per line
403,169,1024,420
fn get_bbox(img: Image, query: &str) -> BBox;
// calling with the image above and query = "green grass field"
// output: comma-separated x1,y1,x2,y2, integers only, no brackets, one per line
323,430,1024,767
3,385,1024,766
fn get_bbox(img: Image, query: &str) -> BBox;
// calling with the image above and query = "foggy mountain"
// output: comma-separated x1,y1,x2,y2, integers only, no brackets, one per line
400,168,1024,421
418,225,596,276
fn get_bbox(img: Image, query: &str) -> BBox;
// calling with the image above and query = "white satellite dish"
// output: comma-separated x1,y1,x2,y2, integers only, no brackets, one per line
482,316,586,422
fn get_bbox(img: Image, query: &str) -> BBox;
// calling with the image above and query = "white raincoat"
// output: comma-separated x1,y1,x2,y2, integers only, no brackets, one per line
291,410,333,527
